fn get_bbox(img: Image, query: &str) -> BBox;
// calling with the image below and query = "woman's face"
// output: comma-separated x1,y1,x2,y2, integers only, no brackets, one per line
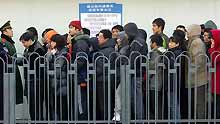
169,40,179,49
66,34,72,49
50,41,56,49
116,38,122,46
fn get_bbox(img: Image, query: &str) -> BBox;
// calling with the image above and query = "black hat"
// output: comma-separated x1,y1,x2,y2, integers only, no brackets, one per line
51,34,66,49
0,21,12,32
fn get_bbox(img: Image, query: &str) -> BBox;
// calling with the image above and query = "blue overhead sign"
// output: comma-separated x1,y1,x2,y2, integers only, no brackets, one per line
79,3,123,37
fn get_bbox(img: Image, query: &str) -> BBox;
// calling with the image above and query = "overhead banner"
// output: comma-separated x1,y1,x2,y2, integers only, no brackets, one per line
79,3,122,37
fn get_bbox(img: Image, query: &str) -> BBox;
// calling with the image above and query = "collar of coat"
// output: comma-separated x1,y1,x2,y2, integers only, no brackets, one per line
1,33,15,44
152,47,167,54
55,47,68,56
73,32,89,41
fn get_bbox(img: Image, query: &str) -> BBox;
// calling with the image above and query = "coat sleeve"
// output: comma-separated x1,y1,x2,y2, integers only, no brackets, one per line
75,40,89,71
190,40,206,68
55,56,67,81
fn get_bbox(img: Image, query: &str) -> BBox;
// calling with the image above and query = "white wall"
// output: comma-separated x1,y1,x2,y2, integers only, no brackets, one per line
0,0,220,53
0,0,75,53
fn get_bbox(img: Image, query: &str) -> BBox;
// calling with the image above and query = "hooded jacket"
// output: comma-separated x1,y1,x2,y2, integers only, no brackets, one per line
124,23,148,76
186,24,207,88
208,30,220,94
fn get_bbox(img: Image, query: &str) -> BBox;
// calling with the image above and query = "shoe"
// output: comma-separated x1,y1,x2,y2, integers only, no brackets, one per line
112,112,120,121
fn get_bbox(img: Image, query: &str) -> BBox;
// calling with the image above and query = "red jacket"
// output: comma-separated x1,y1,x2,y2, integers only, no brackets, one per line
209,30,220,94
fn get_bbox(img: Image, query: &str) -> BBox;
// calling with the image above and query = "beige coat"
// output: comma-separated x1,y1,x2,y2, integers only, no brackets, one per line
185,24,208,88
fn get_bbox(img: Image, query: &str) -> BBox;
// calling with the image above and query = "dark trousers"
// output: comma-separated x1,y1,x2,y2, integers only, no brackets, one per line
180,87,188,119
56,96,68,121
149,90,163,119
217,95,220,120
190,85,207,120
0,89,3,123
181,85,207,124
26,86,44,121
96,81,115,121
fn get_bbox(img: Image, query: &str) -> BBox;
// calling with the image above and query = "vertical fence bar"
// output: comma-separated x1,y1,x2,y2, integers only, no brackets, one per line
121,65,126,124
3,72,10,124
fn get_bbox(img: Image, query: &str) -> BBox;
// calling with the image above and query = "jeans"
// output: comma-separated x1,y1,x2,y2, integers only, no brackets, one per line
114,84,121,115
131,77,144,120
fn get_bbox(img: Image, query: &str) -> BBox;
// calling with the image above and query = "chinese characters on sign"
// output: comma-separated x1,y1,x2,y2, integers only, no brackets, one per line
79,3,122,37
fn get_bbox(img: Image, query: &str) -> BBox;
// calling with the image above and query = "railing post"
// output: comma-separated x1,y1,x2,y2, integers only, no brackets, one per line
3,73,10,124
4,64,16,124
121,65,130,124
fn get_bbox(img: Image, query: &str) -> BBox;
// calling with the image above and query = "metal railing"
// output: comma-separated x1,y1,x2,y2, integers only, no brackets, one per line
0,51,220,124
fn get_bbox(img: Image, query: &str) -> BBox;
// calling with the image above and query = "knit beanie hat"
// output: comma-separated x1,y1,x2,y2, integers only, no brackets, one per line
45,30,58,42
69,20,82,30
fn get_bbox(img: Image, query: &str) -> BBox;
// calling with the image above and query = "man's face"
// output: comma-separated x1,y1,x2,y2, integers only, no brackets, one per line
152,23,161,34
3,28,13,38
98,33,107,46
43,34,50,44
112,29,120,39
203,32,211,43
69,26,78,36
21,40,32,48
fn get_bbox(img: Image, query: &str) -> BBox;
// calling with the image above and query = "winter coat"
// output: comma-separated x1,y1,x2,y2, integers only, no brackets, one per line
0,42,8,116
128,36,148,76
96,38,116,83
1,33,23,104
88,37,99,63
149,47,166,91
47,47,68,96
71,33,90,84
208,29,220,94
21,41,46,96
185,24,208,88
164,47,183,92
0,41,7,111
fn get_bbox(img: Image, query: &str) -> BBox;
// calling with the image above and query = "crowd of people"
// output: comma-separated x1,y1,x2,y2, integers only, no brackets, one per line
0,18,220,123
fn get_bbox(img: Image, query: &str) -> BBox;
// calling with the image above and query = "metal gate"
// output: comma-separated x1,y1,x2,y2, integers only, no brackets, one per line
1,51,220,124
